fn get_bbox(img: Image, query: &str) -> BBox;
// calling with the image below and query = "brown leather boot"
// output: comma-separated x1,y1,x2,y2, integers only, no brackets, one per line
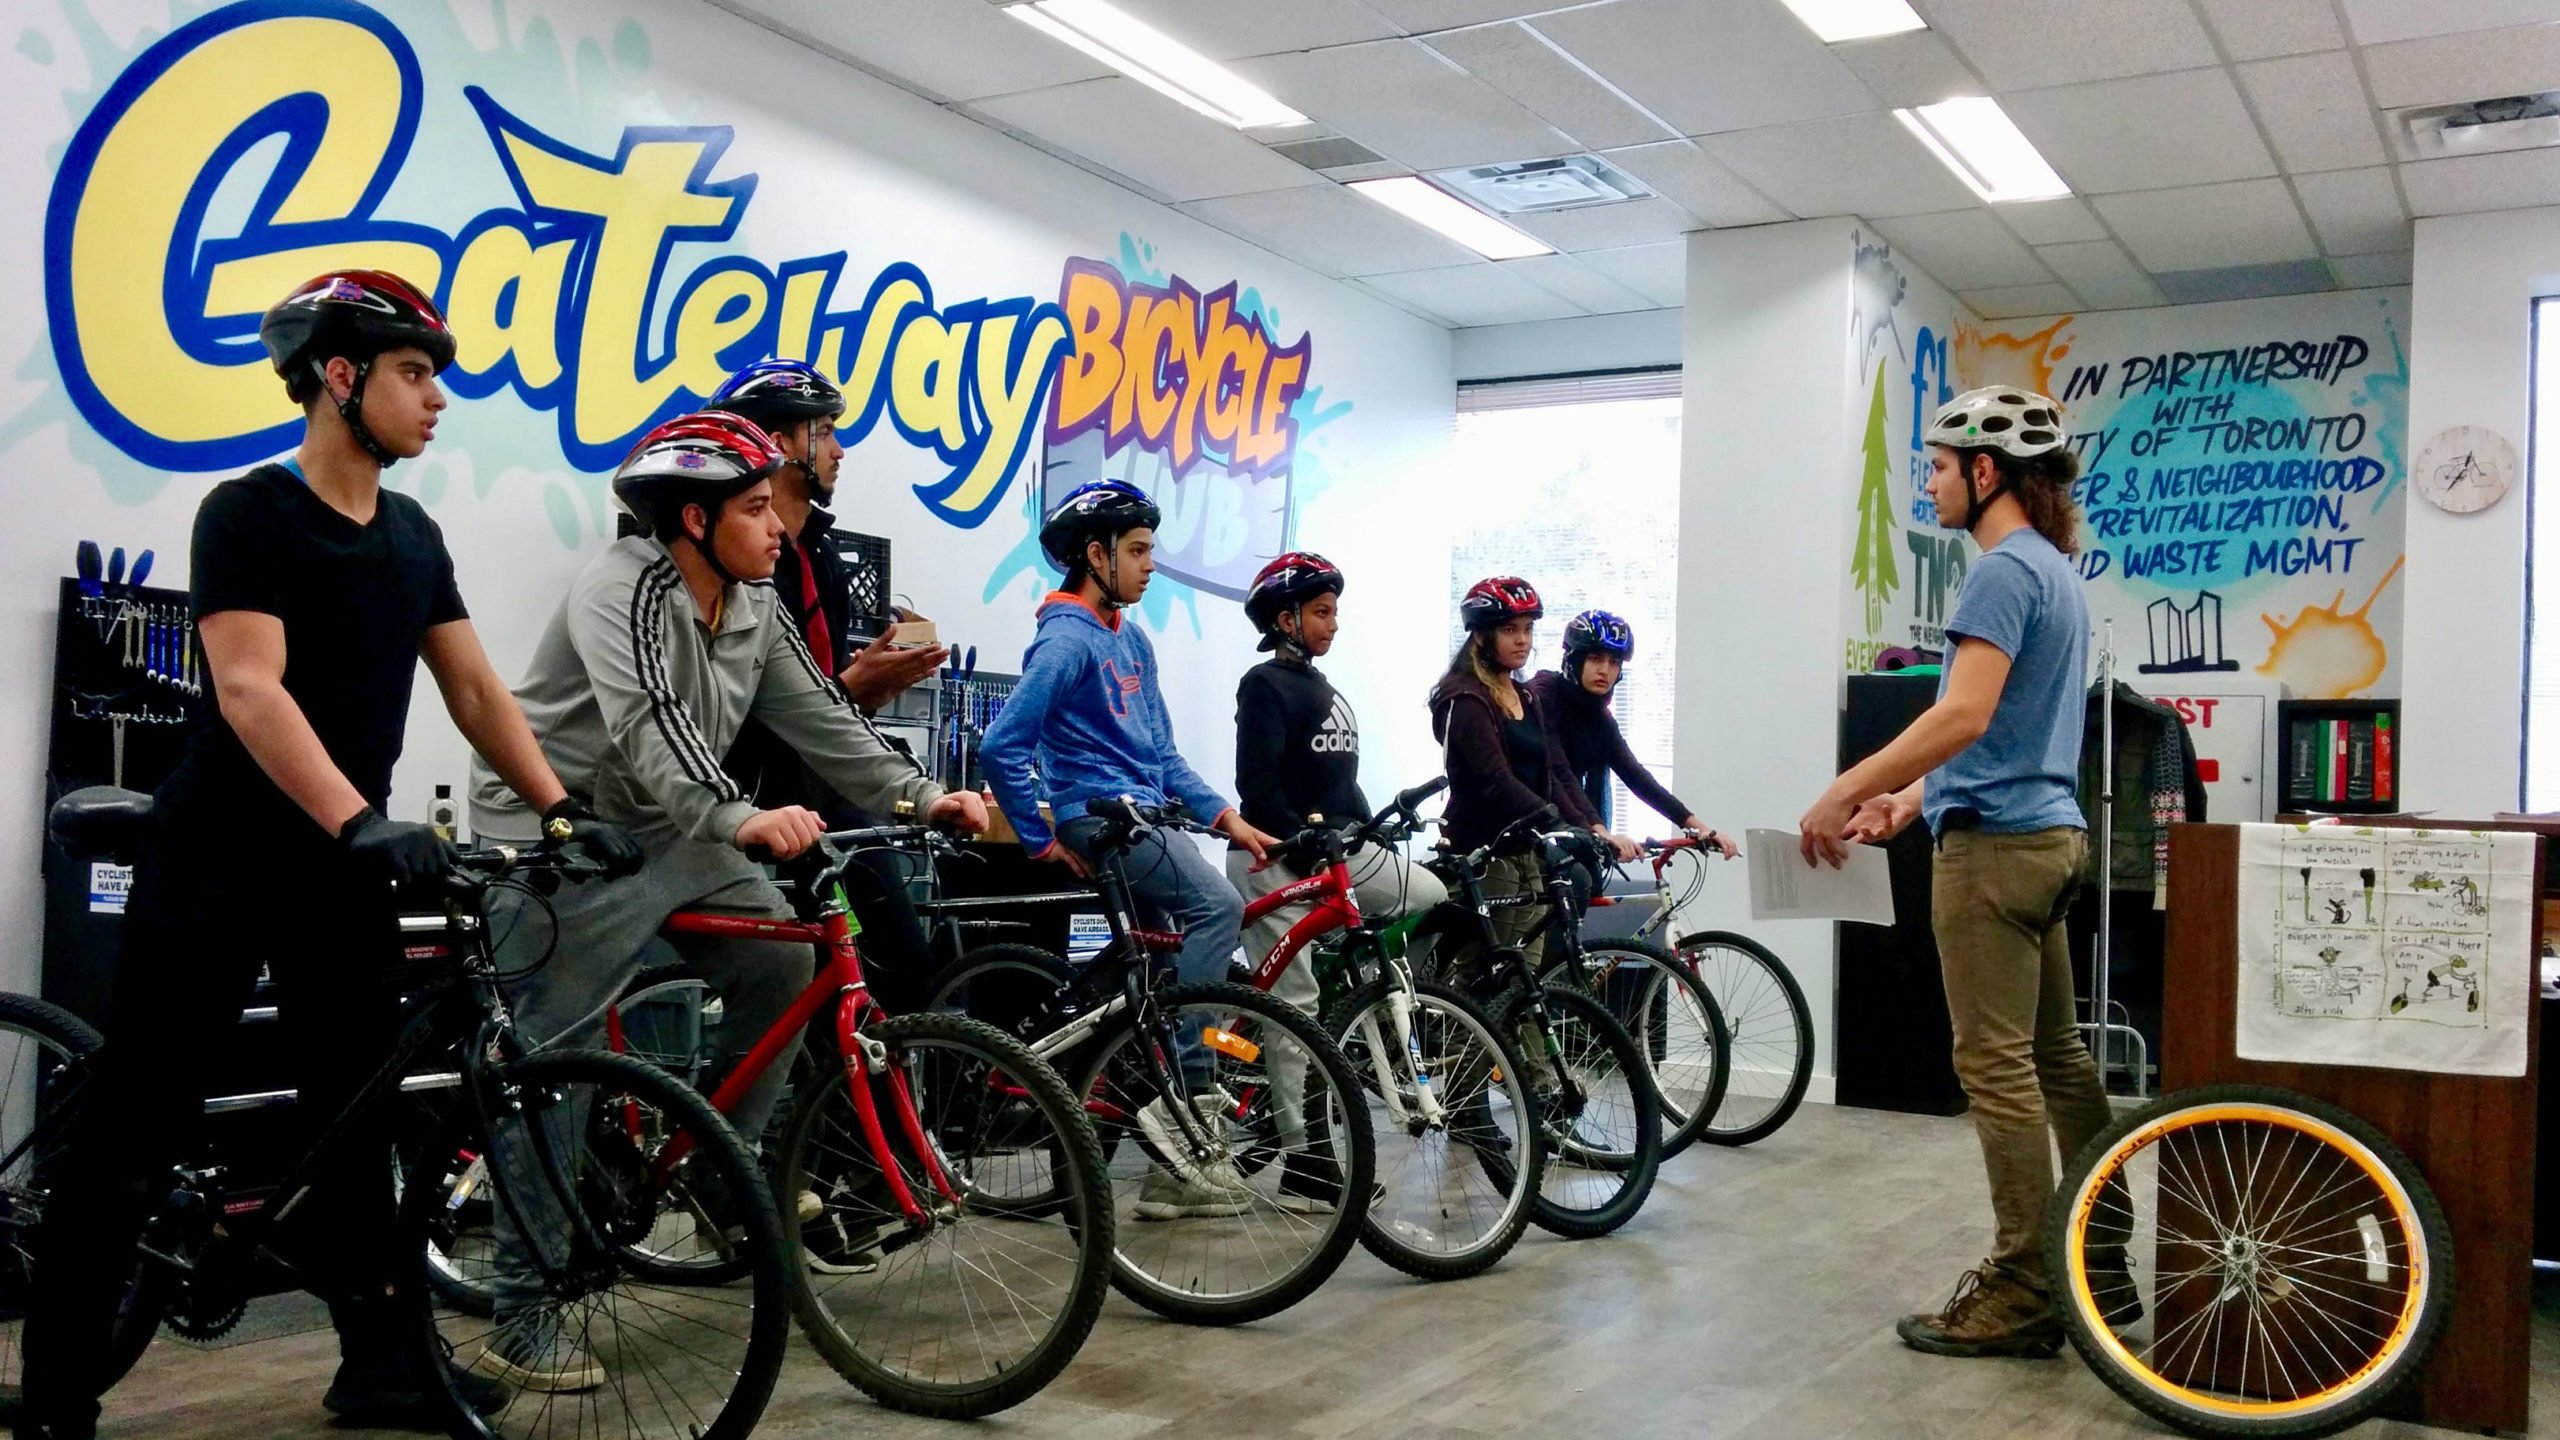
1895,1263,2064,1358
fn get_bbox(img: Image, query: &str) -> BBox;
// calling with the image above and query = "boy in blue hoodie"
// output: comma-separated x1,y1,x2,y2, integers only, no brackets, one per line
981,480,1282,1215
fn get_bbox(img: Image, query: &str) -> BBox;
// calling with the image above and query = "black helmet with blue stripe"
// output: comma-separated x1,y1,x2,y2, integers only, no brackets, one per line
1039,480,1161,574
1563,609,1634,678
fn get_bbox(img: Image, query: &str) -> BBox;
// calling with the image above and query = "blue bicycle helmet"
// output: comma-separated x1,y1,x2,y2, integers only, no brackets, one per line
1562,609,1634,677
710,357,844,428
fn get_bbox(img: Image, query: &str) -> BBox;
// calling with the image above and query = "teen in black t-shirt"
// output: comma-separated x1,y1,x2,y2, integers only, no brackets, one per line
20,271,635,1440
1229,555,1445,1019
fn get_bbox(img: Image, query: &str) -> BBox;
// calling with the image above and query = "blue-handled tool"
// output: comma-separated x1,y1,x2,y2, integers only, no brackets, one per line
75,541,101,597
106,547,125,586
130,549,153,587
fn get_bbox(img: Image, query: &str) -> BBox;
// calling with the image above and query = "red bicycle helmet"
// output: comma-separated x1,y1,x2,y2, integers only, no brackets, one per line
1460,575,1543,630
257,269,456,466
612,412,786,539
1245,551,1345,649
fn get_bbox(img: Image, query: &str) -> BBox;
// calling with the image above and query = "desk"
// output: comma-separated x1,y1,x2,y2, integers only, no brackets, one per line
2165,822,2537,1433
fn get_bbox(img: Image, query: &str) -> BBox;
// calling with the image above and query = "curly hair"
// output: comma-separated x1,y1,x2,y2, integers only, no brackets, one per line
1954,445,2083,556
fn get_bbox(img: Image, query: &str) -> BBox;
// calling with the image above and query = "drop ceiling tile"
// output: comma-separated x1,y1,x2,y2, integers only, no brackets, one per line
1960,283,2084,320
1508,197,1701,252
1828,30,1984,109
1426,24,1677,151
1866,209,2055,289
1699,112,1977,218
1237,39,1575,169
1497,253,1658,313
1178,184,1481,277
968,79,1321,202
2004,70,2277,192
1104,0,1399,59
2362,24,2560,111
1923,0,2217,88
2194,0,2346,59
2093,180,2320,271
2399,145,2560,214
1528,0,1875,137
1997,196,2111,245
1600,141,1792,227
724,0,1106,102
2153,259,2335,303
2034,240,2169,309
2237,52,2389,172
1574,241,1687,307
1356,263,1585,326
2290,167,2409,254
2342,0,2560,45
1356,0,1563,29
2328,251,2415,287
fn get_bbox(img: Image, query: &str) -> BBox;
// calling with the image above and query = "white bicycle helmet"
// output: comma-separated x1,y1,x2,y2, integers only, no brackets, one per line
1924,386,2066,458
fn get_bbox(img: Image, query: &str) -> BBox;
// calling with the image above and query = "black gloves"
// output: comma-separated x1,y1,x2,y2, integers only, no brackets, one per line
543,797,646,879
337,805,457,888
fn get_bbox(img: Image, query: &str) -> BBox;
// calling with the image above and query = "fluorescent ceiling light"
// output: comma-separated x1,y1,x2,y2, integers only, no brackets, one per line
1005,0,1307,130
1778,0,1926,43
1346,176,1553,260
1893,97,2071,202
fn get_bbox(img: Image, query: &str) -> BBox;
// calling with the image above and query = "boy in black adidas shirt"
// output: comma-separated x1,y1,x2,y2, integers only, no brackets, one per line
1230,554,1444,1015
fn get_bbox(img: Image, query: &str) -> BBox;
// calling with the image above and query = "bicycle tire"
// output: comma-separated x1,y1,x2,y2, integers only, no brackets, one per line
1329,975,1540,1280
926,943,1080,1045
0,993,164,1423
779,1010,1112,1419
1077,981,1375,1325
2046,1083,2454,1440
1488,984,1661,1239
1673,930,1815,1147
1574,941,1731,1161
404,1048,790,1440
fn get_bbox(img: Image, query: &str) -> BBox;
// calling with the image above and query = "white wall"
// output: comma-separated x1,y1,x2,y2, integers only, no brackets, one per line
2400,209,2556,816
1674,218,1861,1101
3,0,1457,994
1452,309,1682,382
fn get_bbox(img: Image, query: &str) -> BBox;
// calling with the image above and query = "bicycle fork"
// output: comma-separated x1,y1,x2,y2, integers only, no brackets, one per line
1356,961,1447,1133
831,995,962,1230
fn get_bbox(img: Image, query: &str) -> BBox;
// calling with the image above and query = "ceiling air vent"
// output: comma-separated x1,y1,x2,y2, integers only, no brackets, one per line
1426,155,1653,215
1264,134,1389,173
2388,92,2560,161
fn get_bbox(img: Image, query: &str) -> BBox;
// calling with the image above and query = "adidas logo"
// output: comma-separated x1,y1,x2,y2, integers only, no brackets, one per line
1310,695,1360,755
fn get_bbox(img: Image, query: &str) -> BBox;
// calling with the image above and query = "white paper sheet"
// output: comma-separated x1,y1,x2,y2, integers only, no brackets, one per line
1746,829,1897,925
2234,824,2534,1076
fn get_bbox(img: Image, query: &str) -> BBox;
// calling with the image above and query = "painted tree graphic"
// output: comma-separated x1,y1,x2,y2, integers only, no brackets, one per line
1851,361,1901,635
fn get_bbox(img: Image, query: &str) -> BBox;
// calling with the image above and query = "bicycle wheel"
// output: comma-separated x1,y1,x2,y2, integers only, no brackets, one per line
927,943,1079,1046
0,994,166,1422
406,1048,789,1440
2047,1083,2453,1440
1674,930,1815,1147
1077,981,1374,1325
779,1010,1112,1419
1576,942,1731,1160
1331,975,1539,1280
1490,984,1661,1238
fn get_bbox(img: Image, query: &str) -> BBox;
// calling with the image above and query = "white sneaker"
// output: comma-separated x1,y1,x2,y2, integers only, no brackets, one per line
1136,1091,1252,1194
471,1316,604,1393
1131,1166,1251,1221
796,1188,824,1223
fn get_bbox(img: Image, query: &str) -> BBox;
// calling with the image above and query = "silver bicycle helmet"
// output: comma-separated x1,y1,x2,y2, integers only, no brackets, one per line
1924,386,2066,458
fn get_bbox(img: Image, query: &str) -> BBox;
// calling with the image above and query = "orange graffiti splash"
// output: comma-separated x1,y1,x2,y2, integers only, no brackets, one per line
1954,315,2074,396
2256,555,2406,699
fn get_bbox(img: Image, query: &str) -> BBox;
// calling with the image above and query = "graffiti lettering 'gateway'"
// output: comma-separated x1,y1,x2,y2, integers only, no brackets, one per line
43,0,1068,527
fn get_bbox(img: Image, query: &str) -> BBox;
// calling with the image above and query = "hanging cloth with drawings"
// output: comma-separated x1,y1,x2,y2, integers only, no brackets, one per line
2077,681,2208,906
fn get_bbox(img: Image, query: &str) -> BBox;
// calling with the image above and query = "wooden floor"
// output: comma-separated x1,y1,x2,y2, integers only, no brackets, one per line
92,1101,2560,1439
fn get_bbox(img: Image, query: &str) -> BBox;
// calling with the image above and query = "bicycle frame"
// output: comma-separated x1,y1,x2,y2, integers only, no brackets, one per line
646,876,961,1231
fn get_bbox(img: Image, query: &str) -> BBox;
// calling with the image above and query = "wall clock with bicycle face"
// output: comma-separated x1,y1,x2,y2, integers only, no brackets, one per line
2414,424,2517,514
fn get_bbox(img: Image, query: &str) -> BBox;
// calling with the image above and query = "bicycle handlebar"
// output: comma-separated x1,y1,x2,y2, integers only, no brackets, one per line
1267,775,1450,871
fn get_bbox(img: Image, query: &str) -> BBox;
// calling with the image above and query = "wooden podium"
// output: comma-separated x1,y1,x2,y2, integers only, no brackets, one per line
2163,822,2539,1434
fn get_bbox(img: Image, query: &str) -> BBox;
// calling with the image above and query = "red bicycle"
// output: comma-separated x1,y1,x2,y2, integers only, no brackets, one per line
592,822,1113,1420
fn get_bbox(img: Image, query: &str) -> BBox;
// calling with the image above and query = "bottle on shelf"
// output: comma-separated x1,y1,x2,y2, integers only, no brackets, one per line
430,783,457,843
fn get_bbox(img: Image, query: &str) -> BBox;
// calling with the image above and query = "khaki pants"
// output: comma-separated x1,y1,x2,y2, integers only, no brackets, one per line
1932,827,2114,1285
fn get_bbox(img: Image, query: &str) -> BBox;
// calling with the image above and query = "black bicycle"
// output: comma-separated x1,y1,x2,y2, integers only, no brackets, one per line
1413,809,1668,1238
928,796,1375,1325
2,787,791,1440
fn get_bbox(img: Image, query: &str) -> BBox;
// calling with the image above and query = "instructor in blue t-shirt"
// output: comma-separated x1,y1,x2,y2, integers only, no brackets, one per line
1798,387,2115,1362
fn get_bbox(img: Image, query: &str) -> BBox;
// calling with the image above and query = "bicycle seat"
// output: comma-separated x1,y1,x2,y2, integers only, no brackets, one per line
50,786,154,861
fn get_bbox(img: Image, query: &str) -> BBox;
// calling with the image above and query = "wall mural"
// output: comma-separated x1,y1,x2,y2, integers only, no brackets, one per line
1843,231,2409,700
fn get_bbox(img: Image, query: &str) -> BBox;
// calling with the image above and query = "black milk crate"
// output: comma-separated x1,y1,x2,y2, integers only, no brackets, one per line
824,529,893,642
